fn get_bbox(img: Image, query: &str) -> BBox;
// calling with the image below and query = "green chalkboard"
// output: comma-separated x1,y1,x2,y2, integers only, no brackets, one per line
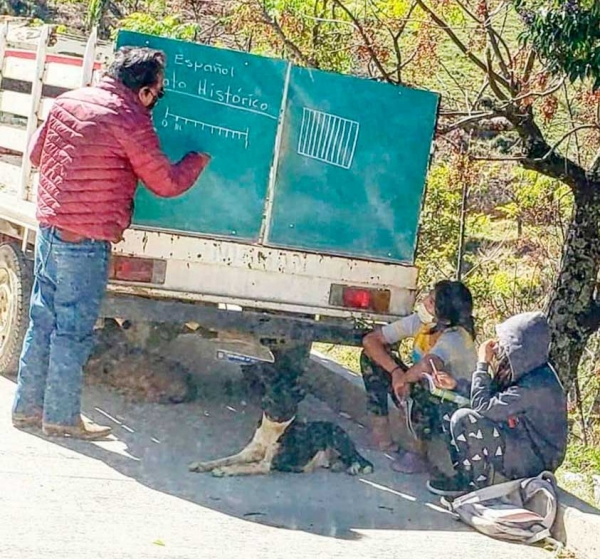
115,31,439,263
268,67,439,262
116,31,288,240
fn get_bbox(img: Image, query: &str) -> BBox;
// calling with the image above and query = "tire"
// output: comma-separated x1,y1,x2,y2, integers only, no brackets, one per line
0,243,33,376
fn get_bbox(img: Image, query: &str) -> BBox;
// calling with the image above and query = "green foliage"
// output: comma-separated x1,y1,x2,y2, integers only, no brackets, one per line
498,168,572,227
415,162,462,287
115,13,200,41
87,0,108,29
515,0,600,89
230,0,355,72
312,343,361,374
562,440,600,475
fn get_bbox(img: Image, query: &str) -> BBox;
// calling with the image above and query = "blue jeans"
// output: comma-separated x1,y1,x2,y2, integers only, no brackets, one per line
13,226,110,426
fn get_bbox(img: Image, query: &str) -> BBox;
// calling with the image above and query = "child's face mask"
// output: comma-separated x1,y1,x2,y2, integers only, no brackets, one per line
417,302,435,324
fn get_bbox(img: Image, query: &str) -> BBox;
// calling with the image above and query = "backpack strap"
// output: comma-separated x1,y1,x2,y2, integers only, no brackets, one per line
521,471,558,535
450,478,524,510
451,471,558,546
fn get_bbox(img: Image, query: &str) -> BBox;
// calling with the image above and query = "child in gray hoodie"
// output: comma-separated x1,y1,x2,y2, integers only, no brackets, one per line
427,311,568,497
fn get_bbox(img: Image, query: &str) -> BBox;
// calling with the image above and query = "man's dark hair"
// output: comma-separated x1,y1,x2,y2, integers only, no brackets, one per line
107,47,166,92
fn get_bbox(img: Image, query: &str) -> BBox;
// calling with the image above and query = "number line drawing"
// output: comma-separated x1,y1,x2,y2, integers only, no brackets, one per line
165,88,277,120
297,108,360,169
162,107,249,148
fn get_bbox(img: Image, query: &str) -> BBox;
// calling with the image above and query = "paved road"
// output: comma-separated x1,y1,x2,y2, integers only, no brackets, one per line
0,337,551,559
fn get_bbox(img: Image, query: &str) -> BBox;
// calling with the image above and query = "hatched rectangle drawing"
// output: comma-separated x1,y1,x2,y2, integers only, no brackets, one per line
297,108,359,169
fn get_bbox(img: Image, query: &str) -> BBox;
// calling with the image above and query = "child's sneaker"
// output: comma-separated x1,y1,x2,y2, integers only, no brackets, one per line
427,472,470,498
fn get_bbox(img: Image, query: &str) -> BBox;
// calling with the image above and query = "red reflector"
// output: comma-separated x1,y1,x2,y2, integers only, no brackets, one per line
343,288,372,309
329,284,391,313
109,256,166,284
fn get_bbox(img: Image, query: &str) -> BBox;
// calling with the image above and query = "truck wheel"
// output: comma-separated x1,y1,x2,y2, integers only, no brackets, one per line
0,243,33,376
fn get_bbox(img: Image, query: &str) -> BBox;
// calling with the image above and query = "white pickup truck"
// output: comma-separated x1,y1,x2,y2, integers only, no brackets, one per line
0,22,437,377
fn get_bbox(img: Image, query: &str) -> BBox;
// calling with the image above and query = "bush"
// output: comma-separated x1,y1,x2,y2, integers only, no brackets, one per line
115,13,200,41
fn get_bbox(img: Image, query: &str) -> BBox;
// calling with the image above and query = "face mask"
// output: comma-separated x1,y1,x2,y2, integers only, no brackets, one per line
416,303,435,324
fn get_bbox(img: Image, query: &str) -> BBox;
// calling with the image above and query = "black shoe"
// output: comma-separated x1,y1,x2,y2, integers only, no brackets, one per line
427,472,470,498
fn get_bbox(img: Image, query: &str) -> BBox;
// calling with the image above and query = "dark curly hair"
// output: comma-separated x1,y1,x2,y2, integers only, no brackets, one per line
107,47,166,92
431,280,476,340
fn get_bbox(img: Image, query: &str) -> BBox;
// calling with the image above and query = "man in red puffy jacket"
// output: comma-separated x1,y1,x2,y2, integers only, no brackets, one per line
12,46,210,440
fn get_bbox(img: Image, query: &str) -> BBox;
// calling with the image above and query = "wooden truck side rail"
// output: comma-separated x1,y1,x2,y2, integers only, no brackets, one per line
0,23,419,345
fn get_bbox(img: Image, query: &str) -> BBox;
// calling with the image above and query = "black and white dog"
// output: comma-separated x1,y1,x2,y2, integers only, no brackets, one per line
189,414,374,477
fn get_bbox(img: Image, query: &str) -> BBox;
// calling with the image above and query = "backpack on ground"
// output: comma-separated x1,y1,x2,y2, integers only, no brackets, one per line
448,471,559,545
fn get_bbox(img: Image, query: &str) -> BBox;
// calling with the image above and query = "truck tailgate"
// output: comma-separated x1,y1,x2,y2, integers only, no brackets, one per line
111,229,418,321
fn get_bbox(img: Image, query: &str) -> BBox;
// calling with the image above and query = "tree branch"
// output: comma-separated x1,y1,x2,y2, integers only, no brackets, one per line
510,76,566,103
542,125,599,162
482,1,512,84
256,1,315,67
331,0,394,83
470,155,526,162
455,0,482,23
438,57,475,105
590,149,600,176
563,82,583,166
521,49,536,87
440,111,497,133
387,0,419,82
503,107,590,191
486,48,509,101
415,0,513,93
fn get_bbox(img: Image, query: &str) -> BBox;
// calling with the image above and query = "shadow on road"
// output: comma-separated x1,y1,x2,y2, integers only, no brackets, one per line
5,336,472,541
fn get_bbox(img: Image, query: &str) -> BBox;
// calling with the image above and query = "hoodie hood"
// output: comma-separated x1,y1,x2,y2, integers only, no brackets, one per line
495,311,550,381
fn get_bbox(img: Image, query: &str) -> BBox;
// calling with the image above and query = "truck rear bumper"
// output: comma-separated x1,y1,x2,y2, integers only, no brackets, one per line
113,228,419,322
101,293,368,346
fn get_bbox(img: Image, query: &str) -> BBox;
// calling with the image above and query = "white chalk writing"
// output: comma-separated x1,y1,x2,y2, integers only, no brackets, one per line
162,107,249,149
198,79,271,116
174,54,235,77
164,87,277,120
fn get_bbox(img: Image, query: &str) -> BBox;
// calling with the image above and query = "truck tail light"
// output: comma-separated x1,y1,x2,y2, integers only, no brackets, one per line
109,256,166,284
329,284,391,313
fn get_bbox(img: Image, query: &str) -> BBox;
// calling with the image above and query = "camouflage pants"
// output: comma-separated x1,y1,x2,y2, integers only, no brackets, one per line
249,343,309,423
360,351,458,442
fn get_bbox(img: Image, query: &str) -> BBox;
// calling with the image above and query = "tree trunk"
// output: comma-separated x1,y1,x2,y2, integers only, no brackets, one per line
546,182,600,390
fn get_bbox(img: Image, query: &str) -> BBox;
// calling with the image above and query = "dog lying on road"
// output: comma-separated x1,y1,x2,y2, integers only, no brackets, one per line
189,414,374,477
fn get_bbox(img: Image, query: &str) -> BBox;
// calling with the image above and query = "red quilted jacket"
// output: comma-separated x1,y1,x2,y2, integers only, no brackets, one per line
29,76,210,242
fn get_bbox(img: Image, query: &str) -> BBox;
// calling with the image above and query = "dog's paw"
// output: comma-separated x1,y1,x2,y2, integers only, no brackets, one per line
346,462,361,476
189,461,211,473
330,461,346,473
346,462,374,476
211,467,227,478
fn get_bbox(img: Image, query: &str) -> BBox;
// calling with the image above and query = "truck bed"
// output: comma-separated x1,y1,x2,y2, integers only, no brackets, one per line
0,22,424,330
